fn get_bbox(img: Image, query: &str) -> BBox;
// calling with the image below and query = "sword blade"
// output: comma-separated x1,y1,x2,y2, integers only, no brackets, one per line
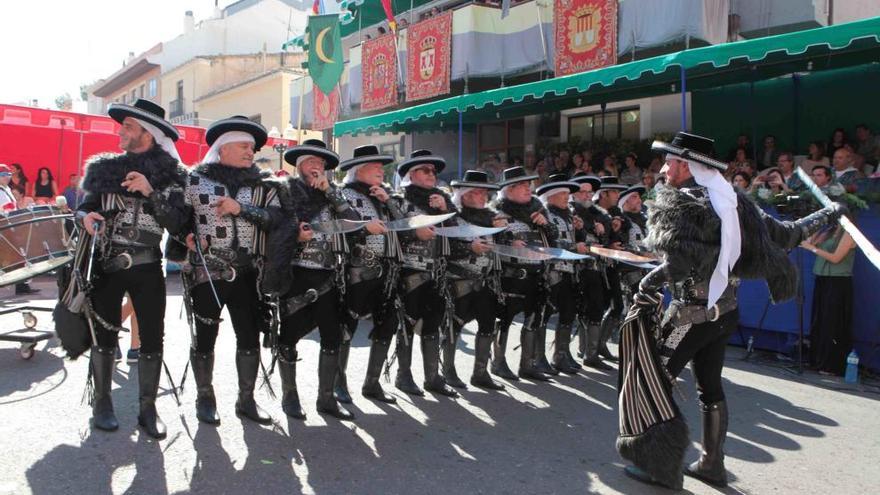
384,213,456,232
309,219,369,234
434,225,506,238
530,246,592,260
491,244,554,261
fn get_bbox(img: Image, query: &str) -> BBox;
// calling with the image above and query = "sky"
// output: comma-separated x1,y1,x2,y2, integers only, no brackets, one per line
0,1,249,111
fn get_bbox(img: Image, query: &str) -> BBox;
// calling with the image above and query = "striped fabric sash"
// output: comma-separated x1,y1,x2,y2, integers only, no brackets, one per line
251,184,277,257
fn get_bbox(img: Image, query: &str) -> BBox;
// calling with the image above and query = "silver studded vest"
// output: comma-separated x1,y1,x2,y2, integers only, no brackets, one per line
546,207,576,274
184,171,257,255
342,187,387,256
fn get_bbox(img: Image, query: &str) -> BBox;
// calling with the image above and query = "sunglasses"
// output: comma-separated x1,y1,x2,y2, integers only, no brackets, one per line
0,172,12,178
413,167,436,176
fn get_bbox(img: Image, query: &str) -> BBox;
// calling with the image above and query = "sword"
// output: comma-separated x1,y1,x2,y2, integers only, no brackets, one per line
529,246,593,260
490,244,554,261
85,220,101,282
796,167,880,271
193,236,223,309
384,212,456,232
433,225,506,238
309,219,370,234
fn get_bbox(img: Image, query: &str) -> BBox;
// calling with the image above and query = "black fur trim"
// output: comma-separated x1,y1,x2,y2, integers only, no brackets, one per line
458,206,496,227
82,145,185,196
616,416,689,490
287,177,330,221
494,197,547,225
192,162,269,191
404,185,458,215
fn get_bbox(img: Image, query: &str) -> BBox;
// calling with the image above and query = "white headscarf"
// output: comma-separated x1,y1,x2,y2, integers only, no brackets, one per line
451,186,476,207
687,159,741,309
538,188,569,204
135,118,181,162
200,131,255,165
344,164,364,184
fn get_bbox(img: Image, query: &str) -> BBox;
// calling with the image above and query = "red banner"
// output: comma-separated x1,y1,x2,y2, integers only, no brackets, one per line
361,34,399,112
313,85,339,131
406,11,452,102
554,0,618,77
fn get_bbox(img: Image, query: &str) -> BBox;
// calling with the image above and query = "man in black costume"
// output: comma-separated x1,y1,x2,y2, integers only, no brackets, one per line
180,116,287,427
594,176,630,363
77,99,189,438
620,132,842,489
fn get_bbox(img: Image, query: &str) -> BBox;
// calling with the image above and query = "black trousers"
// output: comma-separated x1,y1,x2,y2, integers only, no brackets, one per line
454,285,497,336
91,261,166,353
577,268,606,323
344,276,398,341
497,273,540,330
603,266,624,318
400,270,444,338
546,274,576,326
279,266,342,350
664,309,739,406
190,268,262,353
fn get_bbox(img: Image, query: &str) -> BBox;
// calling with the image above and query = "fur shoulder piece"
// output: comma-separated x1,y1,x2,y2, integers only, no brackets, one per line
82,146,185,195
191,163,269,190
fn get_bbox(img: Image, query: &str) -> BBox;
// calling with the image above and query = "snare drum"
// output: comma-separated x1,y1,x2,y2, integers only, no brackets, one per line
0,205,73,287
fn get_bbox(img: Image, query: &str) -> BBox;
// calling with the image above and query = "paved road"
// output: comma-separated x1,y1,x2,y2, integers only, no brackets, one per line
1,276,878,494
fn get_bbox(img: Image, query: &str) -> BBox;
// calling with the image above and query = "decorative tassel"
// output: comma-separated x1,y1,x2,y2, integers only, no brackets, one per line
259,355,277,399
81,359,95,407
162,360,182,406
178,361,190,394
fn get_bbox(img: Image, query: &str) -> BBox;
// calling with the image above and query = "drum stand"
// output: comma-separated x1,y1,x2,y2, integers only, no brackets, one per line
0,303,53,360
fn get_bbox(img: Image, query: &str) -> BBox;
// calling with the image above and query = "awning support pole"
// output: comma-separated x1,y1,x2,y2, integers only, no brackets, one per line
680,65,687,131
458,110,464,178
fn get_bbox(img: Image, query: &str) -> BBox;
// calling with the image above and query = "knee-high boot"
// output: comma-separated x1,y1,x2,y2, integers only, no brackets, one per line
576,319,587,359
442,328,467,389
334,340,353,404
471,333,504,390
278,345,305,419
490,320,519,380
685,400,729,487
598,311,619,361
395,331,423,396
317,348,355,420
362,339,396,403
234,349,272,424
90,346,119,431
191,350,220,425
584,322,613,371
534,323,558,376
137,352,167,439
552,323,580,374
518,317,551,382
422,334,458,397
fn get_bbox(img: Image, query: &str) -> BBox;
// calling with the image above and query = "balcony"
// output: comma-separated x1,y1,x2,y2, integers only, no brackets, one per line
169,98,186,119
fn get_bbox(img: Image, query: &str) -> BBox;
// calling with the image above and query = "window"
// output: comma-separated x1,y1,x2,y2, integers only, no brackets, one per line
477,118,524,165
147,79,157,98
379,142,402,160
569,107,640,142
139,84,145,98
131,88,137,101
121,94,127,104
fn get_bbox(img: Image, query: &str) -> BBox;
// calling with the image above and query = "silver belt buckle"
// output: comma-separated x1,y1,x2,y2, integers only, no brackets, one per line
707,304,720,322
222,266,237,282
119,252,133,270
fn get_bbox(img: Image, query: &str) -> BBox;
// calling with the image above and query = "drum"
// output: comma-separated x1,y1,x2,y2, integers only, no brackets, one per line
0,205,73,287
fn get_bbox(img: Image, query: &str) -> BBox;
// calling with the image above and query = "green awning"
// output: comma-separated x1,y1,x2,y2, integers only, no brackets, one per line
339,0,436,37
334,16,880,136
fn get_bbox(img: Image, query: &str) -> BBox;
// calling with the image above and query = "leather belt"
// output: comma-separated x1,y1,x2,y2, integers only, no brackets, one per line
102,247,161,273
401,271,432,293
348,264,383,285
114,227,163,246
350,245,381,266
185,264,242,287
296,245,334,268
502,266,539,280
665,296,738,327
451,278,483,299
446,262,488,280
280,277,335,317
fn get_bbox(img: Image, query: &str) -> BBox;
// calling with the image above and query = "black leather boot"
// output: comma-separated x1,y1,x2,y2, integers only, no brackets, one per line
234,349,272,425
278,345,305,419
518,322,551,382
442,329,467,389
191,350,220,425
576,320,587,359
395,333,423,396
598,313,619,362
317,348,355,420
490,321,519,380
684,400,729,487
362,339,396,403
334,340,353,404
584,322,613,371
90,346,119,432
422,334,458,397
137,352,167,439
471,333,504,390
552,323,580,374
534,325,559,376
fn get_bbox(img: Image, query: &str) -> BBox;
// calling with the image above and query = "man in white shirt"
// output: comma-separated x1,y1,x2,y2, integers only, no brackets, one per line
0,164,16,210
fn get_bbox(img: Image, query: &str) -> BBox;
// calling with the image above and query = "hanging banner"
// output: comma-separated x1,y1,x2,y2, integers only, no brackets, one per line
554,0,618,77
406,10,452,103
313,85,339,131
361,34,399,112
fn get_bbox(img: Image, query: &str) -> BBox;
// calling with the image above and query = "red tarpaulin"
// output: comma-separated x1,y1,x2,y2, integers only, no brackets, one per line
313,85,340,131
406,11,452,103
361,34,399,112
554,0,618,77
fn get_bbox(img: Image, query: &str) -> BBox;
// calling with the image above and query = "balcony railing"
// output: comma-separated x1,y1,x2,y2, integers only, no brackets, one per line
169,98,186,119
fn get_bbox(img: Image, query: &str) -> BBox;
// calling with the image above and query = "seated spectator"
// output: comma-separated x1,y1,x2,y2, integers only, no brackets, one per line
33,167,58,204
0,164,16,210
854,123,880,173
9,163,28,198
832,147,863,192
61,173,83,210
750,168,789,198
828,128,848,157
618,152,643,185
726,133,753,161
647,155,663,174
804,141,830,170
758,134,780,171
572,153,584,173
731,171,751,191
601,153,618,177
810,164,846,198
642,172,656,190
729,147,755,174
776,152,803,190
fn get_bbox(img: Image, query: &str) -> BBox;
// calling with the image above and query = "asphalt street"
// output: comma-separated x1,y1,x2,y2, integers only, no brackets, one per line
1,275,878,495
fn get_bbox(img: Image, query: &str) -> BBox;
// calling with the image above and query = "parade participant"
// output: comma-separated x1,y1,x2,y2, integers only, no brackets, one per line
536,174,587,375
279,139,357,420
619,132,843,489
181,116,286,426
617,184,650,302
594,176,630,362
336,145,403,404
445,170,506,390
393,150,458,398
492,166,559,382
569,173,612,371
77,99,189,438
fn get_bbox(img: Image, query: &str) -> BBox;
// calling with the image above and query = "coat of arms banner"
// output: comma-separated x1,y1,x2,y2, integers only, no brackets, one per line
405,10,452,102
554,0,618,77
361,33,399,111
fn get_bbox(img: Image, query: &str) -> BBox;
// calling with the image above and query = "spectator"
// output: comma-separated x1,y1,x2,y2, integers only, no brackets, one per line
726,133,753,161
62,173,83,209
601,153,618,176
854,123,880,172
558,150,572,172
535,159,550,184
9,163,28,198
32,167,58,204
827,128,848,156
642,172,656,190
731,171,751,191
801,213,856,376
618,152,643,185
758,134,780,170
647,155,663,174
803,141,830,170
832,147,862,191
572,153,584,174
750,168,789,197
0,164,16,210
776,152,803,190
729,147,754,174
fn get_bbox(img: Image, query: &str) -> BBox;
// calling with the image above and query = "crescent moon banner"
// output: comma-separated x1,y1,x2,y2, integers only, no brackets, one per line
307,14,344,95
406,10,452,103
361,33,399,112
554,0,618,77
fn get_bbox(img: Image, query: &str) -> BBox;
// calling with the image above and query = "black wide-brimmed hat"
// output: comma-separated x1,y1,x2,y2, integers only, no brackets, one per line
535,173,580,196
596,176,629,191
206,115,268,151
618,185,646,206
284,139,340,169
652,131,728,171
498,166,539,187
450,170,499,190
108,98,179,141
339,144,395,172
397,149,446,177
570,172,602,191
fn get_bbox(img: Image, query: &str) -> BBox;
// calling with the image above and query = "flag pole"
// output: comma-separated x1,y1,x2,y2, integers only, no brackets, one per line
296,73,306,143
